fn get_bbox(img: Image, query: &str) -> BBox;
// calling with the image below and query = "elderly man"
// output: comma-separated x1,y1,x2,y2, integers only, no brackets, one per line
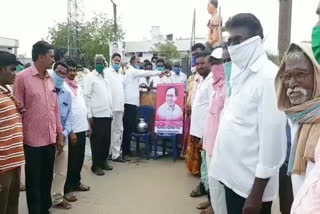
84,54,113,176
276,42,320,214
210,14,287,214
275,42,320,195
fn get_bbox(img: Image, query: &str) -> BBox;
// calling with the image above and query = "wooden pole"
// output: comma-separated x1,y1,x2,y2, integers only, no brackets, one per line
278,0,292,60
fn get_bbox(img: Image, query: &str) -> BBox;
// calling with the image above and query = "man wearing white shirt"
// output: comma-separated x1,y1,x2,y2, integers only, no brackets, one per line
171,62,187,88
122,55,165,157
106,53,126,162
64,59,90,195
210,14,287,214
186,51,214,176
150,59,173,88
84,54,113,176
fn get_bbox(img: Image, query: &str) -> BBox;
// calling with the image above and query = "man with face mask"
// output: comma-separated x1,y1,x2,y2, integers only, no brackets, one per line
50,62,74,210
84,54,113,176
122,55,165,158
171,62,187,89
210,14,287,214
105,53,125,162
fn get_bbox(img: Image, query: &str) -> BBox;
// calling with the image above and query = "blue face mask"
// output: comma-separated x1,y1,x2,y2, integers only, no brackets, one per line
113,64,120,71
192,56,197,67
173,67,180,74
53,71,65,89
157,66,165,72
135,64,141,69
223,62,232,97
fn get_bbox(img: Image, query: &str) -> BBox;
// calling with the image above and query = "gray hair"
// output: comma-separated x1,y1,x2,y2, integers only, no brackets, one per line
94,54,106,65
284,46,308,64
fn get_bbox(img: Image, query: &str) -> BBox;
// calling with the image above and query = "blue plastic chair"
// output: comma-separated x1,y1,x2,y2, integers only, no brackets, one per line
154,133,179,161
130,105,155,159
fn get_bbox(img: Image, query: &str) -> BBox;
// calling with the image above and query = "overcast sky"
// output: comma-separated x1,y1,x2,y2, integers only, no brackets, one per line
1,0,319,57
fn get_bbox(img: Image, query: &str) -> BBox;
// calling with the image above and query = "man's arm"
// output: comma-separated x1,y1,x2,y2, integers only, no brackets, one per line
63,92,73,140
130,67,161,78
243,75,287,214
13,74,25,108
83,74,93,119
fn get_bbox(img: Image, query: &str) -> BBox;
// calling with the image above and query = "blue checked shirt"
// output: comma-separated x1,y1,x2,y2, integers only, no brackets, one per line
56,87,72,143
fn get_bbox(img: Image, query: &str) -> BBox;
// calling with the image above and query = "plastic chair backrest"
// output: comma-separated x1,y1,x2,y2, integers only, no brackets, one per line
137,105,155,126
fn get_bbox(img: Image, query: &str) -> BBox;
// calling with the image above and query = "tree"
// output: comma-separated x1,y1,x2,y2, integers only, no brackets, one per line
154,42,181,63
47,13,125,67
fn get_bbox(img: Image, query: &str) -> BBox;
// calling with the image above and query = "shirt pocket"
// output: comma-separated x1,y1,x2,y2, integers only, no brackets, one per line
228,89,258,124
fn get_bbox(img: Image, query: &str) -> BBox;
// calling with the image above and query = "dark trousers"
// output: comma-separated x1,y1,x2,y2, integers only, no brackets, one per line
279,164,293,214
122,104,137,156
24,144,56,214
64,131,86,194
224,185,272,214
0,167,21,214
90,118,112,169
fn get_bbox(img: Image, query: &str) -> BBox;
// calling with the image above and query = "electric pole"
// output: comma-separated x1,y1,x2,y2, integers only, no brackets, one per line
278,0,292,60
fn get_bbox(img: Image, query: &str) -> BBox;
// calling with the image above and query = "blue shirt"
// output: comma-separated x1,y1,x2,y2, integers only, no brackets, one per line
56,87,72,142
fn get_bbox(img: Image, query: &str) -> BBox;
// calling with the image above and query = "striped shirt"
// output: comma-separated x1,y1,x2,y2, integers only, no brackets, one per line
13,65,63,147
0,85,24,173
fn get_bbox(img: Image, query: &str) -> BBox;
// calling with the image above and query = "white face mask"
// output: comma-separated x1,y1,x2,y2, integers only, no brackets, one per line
227,36,262,71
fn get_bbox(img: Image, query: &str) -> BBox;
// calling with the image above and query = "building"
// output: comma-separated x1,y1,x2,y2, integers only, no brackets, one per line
123,26,207,62
0,37,19,55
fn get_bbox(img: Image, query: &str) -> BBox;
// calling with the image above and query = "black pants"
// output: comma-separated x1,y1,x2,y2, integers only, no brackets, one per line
224,185,272,214
24,144,56,214
90,118,112,169
122,104,137,156
64,131,86,194
279,163,293,214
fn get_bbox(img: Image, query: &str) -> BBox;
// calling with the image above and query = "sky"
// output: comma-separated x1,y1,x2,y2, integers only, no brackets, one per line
0,0,319,57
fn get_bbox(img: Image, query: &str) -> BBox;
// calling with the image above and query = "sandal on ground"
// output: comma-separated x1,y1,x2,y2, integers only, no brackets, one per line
197,201,210,210
54,200,72,209
200,206,214,214
190,185,206,197
63,193,77,202
74,183,90,192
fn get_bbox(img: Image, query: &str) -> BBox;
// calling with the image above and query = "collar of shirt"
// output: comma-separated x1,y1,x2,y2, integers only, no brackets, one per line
32,65,50,78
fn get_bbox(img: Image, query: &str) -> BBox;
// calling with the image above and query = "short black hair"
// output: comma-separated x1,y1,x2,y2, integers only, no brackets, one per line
209,0,218,7
166,86,178,96
24,63,32,68
0,51,22,68
228,13,264,39
156,58,165,65
165,62,172,70
130,55,138,65
32,41,54,62
192,43,206,52
143,59,150,64
54,48,68,62
151,56,158,62
53,61,68,71
112,53,121,59
145,62,153,69
65,58,77,68
196,51,211,59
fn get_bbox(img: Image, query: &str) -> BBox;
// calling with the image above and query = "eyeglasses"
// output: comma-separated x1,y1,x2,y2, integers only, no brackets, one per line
227,36,250,47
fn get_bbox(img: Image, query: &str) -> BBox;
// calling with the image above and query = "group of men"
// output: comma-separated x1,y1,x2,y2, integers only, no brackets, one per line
184,7,320,214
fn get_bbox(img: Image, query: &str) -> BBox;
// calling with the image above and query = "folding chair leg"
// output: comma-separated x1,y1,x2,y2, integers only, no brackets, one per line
172,136,178,162
154,136,158,160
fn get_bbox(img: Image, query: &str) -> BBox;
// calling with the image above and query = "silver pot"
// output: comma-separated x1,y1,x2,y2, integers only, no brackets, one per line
136,118,148,133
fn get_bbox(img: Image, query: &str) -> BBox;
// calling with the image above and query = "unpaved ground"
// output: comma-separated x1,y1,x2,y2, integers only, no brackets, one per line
18,146,281,214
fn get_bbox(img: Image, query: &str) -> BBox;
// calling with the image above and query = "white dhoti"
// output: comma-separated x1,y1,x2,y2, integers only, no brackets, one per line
52,144,68,205
110,111,124,159
207,153,227,214
291,160,315,197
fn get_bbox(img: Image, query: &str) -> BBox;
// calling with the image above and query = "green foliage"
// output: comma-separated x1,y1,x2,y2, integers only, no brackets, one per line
154,42,181,63
47,13,125,67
